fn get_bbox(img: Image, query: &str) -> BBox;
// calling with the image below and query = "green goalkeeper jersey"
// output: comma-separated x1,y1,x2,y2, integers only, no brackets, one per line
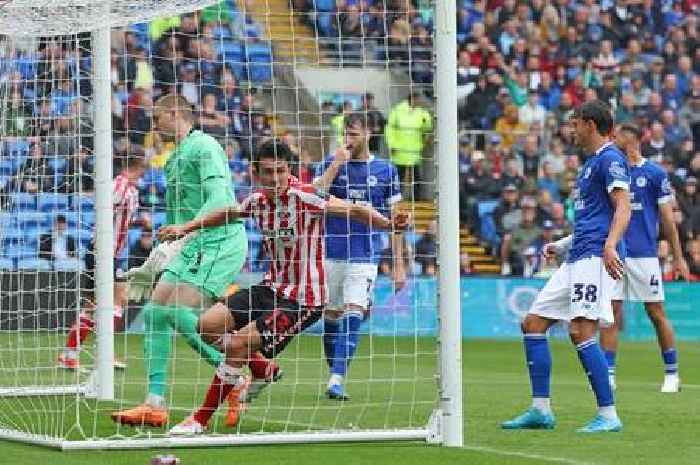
164,129,240,235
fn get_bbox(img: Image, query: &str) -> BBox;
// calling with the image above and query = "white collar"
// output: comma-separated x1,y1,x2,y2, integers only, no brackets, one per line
632,158,647,168
594,141,613,156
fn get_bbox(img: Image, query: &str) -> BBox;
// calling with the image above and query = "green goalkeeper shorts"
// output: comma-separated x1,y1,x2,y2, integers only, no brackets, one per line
161,222,248,299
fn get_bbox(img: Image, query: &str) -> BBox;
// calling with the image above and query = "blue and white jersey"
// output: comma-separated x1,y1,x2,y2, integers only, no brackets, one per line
626,159,673,258
315,155,401,263
568,142,630,263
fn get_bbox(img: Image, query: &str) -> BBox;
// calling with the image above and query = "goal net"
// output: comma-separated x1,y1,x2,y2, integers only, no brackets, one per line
0,0,459,449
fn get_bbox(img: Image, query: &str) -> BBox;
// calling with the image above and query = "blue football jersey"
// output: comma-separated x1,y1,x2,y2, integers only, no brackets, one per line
568,142,630,263
625,160,673,258
315,155,402,263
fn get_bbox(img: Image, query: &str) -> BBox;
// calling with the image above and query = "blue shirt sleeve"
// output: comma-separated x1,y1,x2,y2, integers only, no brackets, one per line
313,156,334,180
656,168,673,205
600,152,630,193
389,164,402,205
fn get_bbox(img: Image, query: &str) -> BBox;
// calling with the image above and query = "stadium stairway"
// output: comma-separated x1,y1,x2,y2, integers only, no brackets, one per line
396,201,501,274
239,0,321,65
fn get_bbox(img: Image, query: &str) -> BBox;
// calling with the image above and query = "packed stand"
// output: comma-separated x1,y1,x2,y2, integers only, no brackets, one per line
455,0,700,279
0,1,277,272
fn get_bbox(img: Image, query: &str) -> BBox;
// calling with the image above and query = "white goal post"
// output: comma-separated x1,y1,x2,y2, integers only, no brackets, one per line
0,0,461,449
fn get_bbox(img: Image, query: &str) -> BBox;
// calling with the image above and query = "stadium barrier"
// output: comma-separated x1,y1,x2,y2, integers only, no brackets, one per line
4,273,698,340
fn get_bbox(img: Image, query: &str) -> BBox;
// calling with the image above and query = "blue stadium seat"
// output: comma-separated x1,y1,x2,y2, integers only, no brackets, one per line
128,227,143,250
477,200,500,247
0,257,14,270
38,193,70,212
0,212,15,228
3,244,37,261
17,258,51,271
315,0,336,12
46,211,79,229
11,192,37,211
219,40,246,80
80,210,96,227
72,194,95,212
247,42,273,83
317,13,336,37
212,25,233,40
16,211,47,230
0,159,14,176
54,258,82,272
47,157,68,173
5,139,31,158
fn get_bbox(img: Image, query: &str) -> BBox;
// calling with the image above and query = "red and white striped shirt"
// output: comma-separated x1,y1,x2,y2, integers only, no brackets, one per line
113,173,139,256
241,176,328,307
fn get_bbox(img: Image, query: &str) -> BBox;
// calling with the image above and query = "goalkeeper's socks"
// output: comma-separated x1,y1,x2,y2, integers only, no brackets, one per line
662,348,678,375
64,314,94,358
524,333,551,411
604,350,617,377
330,313,363,378
170,307,224,367
143,302,173,398
323,318,340,368
193,363,245,426
576,338,615,409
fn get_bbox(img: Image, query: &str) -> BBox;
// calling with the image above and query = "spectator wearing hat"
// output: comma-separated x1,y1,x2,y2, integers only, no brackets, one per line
646,56,667,92
500,196,542,276
493,183,522,240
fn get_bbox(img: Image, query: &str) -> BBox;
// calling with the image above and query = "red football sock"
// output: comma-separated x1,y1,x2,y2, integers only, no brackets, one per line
249,352,275,380
65,315,94,351
193,372,236,426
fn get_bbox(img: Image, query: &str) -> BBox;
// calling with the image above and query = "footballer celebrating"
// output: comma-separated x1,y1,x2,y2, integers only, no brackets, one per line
313,113,405,400
599,123,690,393
502,101,631,433
158,140,409,435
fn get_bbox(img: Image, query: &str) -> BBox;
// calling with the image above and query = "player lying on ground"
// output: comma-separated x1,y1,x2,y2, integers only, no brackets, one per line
111,95,277,428
502,100,631,433
156,139,409,434
599,123,690,393
313,112,405,400
58,156,145,371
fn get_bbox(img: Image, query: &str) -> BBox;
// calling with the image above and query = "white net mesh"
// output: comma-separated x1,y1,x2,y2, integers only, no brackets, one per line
0,0,440,447
0,1,219,37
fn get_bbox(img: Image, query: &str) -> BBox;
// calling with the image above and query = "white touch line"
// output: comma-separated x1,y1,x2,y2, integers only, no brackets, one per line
463,445,597,465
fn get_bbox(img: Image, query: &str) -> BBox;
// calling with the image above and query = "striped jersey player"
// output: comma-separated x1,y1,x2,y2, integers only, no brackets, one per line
157,140,409,435
58,156,145,370
600,123,690,393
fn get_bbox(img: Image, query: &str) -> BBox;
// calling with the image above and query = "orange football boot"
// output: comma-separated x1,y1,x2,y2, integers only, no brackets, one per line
111,404,168,427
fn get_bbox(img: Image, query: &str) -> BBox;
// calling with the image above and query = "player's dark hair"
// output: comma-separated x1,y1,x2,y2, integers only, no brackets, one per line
253,139,295,165
344,112,368,129
618,122,641,139
575,100,614,136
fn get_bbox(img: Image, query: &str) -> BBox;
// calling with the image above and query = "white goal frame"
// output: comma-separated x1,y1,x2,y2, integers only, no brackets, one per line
0,0,462,449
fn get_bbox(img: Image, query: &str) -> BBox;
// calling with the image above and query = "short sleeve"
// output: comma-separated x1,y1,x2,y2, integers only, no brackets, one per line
296,185,328,214
656,170,673,205
198,140,228,181
388,164,402,206
601,153,630,193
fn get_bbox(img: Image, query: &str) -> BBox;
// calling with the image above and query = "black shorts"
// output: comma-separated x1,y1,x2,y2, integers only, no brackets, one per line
224,285,322,359
82,241,124,296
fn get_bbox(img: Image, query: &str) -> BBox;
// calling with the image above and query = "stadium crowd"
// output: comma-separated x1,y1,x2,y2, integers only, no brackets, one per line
2,0,700,279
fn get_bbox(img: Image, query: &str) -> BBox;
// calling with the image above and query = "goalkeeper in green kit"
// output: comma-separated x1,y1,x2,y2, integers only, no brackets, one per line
111,95,279,428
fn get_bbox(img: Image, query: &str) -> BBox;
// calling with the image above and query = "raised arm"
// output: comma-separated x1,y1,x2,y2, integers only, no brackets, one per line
313,146,351,192
325,196,409,231
603,188,632,280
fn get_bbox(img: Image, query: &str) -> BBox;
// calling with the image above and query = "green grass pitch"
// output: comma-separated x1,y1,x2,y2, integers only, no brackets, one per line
1,335,699,464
